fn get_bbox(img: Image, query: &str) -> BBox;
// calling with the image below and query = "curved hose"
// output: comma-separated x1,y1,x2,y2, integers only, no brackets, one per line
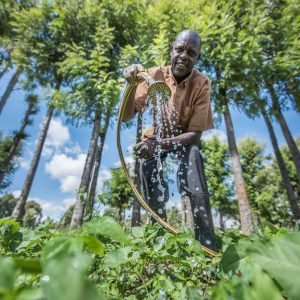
116,72,218,257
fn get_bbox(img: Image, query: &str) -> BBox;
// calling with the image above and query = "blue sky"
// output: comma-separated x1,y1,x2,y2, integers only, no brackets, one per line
0,69,299,220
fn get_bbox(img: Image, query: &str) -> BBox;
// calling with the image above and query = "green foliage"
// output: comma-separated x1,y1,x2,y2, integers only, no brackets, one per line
99,168,134,223
203,135,238,227
238,137,294,227
0,132,17,189
0,194,17,218
219,227,300,300
0,216,299,299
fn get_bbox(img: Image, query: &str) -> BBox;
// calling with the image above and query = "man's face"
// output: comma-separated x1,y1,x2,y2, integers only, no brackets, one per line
170,32,200,82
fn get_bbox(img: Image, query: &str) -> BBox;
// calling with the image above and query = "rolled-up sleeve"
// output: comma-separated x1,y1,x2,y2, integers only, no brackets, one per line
134,80,148,112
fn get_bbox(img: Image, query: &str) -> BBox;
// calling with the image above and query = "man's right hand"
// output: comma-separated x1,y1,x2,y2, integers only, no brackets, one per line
123,64,145,85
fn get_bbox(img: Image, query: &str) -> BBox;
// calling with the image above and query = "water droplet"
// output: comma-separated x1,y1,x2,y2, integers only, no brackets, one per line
186,239,193,246
156,236,166,246
72,261,80,269
41,275,50,282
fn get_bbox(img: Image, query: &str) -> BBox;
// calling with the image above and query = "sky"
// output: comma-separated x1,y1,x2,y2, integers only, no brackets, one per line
0,69,299,221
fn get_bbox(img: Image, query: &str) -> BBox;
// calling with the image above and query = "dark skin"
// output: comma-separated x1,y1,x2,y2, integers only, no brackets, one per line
123,30,202,159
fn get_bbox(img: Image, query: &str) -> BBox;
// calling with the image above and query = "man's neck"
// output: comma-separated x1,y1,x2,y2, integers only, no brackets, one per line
171,68,192,84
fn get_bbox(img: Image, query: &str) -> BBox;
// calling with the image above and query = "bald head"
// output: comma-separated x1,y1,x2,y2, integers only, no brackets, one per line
170,29,201,82
174,30,201,52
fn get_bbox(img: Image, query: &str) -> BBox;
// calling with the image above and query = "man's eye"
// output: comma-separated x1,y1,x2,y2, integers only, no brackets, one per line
188,51,196,56
176,48,183,52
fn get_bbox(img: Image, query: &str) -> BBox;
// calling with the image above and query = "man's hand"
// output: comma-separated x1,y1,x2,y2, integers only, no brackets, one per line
133,138,160,159
123,64,145,85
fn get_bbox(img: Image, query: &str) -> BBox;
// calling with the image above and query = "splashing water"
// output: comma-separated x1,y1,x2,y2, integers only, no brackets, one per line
147,90,181,204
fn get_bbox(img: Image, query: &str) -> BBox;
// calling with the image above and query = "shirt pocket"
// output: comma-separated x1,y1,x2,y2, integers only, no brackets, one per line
179,106,193,129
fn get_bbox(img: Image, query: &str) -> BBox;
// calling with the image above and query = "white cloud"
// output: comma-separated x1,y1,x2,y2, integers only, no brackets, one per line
63,143,82,155
96,168,112,193
45,153,87,193
114,155,135,168
63,198,76,208
45,118,70,148
42,118,78,158
202,129,227,141
103,144,109,152
12,190,21,197
10,191,76,220
19,158,30,170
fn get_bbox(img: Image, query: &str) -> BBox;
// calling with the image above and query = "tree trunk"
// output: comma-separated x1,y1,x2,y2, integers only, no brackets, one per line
12,106,54,220
118,207,123,224
0,67,22,115
0,63,10,81
267,82,300,185
0,46,13,81
261,107,300,220
85,143,101,219
220,87,253,234
85,112,111,219
219,210,225,231
131,112,143,227
0,95,38,185
70,112,101,227
181,195,194,232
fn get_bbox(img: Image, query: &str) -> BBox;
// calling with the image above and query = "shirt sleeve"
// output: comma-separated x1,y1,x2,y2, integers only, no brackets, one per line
187,79,214,132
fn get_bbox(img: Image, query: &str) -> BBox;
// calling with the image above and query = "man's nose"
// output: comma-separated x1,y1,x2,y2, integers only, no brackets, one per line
179,50,188,60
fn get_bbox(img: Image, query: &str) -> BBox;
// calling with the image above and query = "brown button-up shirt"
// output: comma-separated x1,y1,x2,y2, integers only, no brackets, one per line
134,66,214,138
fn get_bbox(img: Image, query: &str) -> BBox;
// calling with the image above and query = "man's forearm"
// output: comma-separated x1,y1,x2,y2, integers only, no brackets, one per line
159,131,202,151
122,85,138,122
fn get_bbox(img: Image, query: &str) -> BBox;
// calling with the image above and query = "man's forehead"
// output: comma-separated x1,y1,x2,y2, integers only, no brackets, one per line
174,31,200,48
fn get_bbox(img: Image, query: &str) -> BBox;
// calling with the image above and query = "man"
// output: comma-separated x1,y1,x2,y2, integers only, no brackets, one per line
123,29,216,250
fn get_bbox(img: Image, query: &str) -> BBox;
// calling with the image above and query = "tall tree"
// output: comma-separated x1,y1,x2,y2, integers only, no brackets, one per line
56,1,143,227
0,67,22,115
0,94,38,187
261,106,300,221
11,1,88,220
202,135,237,230
71,111,101,227
99,167,134,223
186,0,258,233
252,0,300,183
86,110,112,220
0,132,20,190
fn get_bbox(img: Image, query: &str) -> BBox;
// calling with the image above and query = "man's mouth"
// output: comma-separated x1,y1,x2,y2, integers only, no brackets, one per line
176,62,188,69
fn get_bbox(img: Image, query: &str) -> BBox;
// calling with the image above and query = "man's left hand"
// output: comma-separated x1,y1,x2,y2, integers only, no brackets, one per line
133,139,160,159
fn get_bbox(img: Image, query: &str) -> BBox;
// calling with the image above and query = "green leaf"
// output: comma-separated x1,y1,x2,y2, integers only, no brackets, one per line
0,257,17,292
186,287,203,300
83,235,105,256
131,226,144,239
221,239,251,273
16,287,44,300
249,233,300,300
83,216,130,245
248,266,283,300
13,257,41,274
102,246,139,269
41,236,84,264
41,253,101,300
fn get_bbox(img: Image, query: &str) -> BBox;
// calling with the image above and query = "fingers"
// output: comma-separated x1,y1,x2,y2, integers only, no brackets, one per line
123,64,145,85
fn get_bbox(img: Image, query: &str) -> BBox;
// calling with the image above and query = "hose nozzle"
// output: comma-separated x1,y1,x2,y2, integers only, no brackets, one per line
136,72,171,105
